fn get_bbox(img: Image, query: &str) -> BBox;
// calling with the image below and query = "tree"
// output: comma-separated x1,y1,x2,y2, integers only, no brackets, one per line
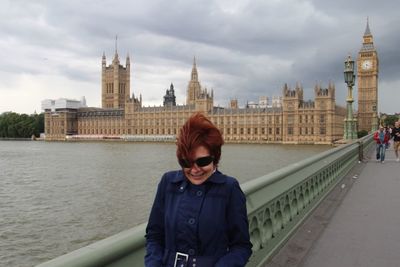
0,112,45,138
383,115,399,128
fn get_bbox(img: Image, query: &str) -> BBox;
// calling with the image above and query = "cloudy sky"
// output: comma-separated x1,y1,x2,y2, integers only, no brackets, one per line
1,0,399,115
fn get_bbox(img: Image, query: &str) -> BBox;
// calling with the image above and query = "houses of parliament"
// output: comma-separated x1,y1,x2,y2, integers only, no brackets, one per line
42,21,378,144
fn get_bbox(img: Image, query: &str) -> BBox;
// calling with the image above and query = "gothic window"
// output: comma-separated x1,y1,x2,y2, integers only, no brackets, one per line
320,114,325,123
288,115,294,124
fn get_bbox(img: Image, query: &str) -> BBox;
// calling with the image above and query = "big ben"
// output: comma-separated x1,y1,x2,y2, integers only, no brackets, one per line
357,19,379,132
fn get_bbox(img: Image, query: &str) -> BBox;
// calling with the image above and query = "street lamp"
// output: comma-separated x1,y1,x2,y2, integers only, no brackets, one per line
344,56,355,87
343,55,357,141
371,103,378,131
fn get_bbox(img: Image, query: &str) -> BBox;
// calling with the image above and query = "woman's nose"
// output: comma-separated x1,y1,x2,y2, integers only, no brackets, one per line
190,164,201,171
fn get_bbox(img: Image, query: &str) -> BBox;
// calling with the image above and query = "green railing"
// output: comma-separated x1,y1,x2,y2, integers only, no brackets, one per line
36,135,374,267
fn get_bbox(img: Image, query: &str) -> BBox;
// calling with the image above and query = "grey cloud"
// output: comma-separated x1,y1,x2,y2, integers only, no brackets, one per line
1,0,399,114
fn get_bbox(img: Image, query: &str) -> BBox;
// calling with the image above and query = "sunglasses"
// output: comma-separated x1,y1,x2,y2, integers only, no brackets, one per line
178,156,214,168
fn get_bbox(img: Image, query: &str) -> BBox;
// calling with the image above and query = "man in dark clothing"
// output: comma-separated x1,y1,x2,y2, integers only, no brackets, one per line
391,121,400,162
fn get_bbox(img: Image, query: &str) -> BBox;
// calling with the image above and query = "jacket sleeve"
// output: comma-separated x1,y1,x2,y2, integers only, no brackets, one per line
373,132,378,142
145,174,167,266
215,180,253,267
385,133,391,143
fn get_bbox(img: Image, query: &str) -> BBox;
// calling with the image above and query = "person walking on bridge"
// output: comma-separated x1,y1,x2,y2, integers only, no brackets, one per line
374,125,390,163
145,113,253,267
391,121,400,162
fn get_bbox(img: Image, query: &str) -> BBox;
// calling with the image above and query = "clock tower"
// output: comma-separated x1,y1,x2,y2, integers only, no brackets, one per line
357,19,379,132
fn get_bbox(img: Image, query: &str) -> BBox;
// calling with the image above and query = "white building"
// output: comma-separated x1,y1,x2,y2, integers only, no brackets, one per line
41,97,87,112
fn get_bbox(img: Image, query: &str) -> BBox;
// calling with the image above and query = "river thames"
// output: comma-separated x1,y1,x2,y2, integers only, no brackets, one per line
0,141,331,266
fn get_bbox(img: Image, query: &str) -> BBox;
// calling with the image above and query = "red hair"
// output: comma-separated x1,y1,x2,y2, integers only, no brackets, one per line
176,113,224,165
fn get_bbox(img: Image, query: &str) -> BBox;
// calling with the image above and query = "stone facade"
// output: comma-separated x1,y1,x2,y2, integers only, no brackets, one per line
101,50,131,109
43,55,345,144
357,20,379,132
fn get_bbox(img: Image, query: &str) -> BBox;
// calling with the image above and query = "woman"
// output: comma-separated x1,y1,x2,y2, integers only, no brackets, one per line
145,113,252,267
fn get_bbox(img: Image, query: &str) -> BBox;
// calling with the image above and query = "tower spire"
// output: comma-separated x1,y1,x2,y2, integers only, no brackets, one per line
191,56,198,81
115,35,118,54
113,35,119,63
364,17,371,36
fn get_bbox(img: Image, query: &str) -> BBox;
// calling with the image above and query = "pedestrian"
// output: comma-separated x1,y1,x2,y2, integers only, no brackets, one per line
391,121,400,161
385,126,391,149
145,113,253,267
374,125,390,163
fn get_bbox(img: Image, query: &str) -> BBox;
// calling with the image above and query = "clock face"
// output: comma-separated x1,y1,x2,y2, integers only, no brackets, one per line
362,60,372,70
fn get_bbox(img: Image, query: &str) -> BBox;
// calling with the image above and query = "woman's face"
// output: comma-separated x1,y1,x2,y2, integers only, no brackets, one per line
182,145,215,185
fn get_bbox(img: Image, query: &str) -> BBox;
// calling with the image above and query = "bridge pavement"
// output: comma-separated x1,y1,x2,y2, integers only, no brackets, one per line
265,146,400,267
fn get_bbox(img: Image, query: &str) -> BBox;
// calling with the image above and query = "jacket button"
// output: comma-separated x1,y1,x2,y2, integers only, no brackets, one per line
188,218,195,224
196,190,203,196
188,249,195,255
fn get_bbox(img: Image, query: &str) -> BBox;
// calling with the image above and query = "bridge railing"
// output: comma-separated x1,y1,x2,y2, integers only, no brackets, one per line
243,134,373,266
36,135,373,267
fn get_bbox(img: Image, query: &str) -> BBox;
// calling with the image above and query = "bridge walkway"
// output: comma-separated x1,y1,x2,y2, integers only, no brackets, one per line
266,146,400,267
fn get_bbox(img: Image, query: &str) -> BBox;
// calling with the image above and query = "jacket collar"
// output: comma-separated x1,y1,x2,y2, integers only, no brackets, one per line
171,169,226,184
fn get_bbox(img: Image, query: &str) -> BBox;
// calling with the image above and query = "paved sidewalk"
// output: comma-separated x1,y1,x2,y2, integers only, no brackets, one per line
265,147,400,267
302,148,400,267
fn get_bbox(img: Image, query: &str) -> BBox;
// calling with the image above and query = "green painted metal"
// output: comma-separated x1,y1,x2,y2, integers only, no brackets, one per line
36,135,373,267
245,134,373,266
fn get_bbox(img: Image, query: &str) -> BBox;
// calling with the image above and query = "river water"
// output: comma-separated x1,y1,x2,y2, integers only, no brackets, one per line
0,141,330,266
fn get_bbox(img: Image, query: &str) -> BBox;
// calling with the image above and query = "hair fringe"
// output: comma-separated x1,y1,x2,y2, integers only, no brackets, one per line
176,112,224,165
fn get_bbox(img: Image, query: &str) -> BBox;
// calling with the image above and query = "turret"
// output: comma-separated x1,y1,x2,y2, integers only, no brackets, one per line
102,52,106,68
126,53,130,67
295,82,303,99
163,83,176,107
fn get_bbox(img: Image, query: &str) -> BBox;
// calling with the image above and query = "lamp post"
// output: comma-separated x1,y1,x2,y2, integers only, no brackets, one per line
343,55,358,140
371,103,378,132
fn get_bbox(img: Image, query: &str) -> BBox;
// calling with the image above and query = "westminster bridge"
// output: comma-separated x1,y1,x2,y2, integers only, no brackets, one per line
36,134,400,267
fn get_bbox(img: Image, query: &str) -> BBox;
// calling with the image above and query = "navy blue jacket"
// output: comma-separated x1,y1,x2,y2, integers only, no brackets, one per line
145,170,252,266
